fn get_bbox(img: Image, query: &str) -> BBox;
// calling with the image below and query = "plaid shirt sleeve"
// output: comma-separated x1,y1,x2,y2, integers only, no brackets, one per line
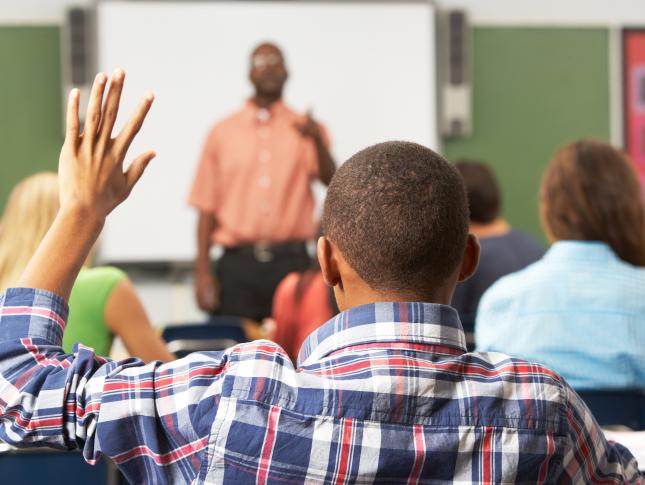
0,288,227,483
560,383,642,483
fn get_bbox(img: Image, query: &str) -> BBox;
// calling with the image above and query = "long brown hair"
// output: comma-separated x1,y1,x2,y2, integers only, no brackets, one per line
540,139,645,266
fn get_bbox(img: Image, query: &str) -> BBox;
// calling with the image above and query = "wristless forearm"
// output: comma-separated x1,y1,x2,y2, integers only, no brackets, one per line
195,252,212,273
16,205,104,300
196,213,215,272
314,137,336,185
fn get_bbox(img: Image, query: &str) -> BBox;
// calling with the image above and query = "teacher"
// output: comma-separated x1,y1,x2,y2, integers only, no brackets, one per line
188,42,336,322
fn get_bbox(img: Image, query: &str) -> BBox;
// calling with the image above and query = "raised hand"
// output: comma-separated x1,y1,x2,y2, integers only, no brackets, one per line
59,69,156,220
293,110,323,142
16,70,156,300
293,110,336,185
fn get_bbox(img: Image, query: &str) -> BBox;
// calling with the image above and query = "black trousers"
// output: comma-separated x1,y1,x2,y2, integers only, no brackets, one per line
214,242,310,321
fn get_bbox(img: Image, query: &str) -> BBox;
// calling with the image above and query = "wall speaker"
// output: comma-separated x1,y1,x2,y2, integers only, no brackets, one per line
437,10,472,138
61,7,96,124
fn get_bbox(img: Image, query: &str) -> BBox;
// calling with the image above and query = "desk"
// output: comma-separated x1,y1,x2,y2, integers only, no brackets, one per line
604,430,645,471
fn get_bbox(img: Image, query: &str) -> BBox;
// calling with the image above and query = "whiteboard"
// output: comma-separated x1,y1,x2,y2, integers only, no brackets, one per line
96,1,438,262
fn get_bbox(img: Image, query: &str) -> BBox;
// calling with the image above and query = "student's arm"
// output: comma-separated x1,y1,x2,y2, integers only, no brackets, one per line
0,72,228,481
194,211,219,312
558,383,642,483
0,288,229,482
104,277,175,363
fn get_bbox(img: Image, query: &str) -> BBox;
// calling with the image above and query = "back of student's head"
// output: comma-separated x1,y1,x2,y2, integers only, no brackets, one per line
541,139,645,266
322,141,469,295
455,160,500,224
0,172,59,291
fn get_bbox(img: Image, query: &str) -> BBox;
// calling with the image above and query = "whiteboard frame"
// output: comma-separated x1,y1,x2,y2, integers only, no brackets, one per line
94,0,441,265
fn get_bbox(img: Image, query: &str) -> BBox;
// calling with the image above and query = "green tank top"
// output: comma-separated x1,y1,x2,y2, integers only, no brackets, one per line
63,266,127,356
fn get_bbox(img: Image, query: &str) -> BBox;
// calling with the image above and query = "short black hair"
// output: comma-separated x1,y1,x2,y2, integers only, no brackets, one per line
455,160,500,224
322,141,469,294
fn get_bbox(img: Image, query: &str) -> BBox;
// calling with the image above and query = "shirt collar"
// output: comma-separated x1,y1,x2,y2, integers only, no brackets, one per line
243,98,287,122
297,302,466,367
544,240,619,263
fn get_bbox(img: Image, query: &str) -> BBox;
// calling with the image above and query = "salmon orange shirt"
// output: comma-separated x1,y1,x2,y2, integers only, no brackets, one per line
188,100,330,247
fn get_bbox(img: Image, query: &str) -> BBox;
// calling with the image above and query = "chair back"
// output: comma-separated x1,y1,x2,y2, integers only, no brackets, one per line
162,316,247,358
0,447,117,485
577,389,645,430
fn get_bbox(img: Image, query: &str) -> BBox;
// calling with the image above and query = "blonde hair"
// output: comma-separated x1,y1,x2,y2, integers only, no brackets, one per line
0,172,60,291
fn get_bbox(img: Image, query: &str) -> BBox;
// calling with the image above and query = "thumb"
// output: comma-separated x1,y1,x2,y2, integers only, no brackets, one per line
125,150,156,193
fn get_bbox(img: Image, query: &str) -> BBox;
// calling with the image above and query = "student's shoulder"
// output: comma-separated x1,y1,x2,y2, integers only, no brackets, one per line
229,339,293,364
481,259,543,299
71,266,128,307
276,272,301,293
610,253,645,280
76,266,127,285
460,350,571,420
224,340,299,386
475,260,549,322
469,349,567,381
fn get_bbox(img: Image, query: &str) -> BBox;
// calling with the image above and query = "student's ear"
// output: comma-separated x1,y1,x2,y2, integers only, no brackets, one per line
458,234,480,282
317,236,341,287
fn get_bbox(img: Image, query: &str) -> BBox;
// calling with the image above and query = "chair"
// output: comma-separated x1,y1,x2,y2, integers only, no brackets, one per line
577,389,645,430
162,316,247,358
0,446,118,485
459,318,476,352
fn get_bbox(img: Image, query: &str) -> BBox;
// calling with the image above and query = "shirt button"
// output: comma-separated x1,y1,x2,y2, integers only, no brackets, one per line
259,150,271,163
258,176,271,188
257,109,270,123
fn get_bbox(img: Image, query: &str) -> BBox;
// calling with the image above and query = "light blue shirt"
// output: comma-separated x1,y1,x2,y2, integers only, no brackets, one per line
476,241,645,390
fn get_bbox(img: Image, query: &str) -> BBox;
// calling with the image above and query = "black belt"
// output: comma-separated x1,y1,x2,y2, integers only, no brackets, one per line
224,241,308,263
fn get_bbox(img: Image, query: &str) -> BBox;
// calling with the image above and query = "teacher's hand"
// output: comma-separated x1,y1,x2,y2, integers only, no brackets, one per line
294,111,323,142
195,270,220,313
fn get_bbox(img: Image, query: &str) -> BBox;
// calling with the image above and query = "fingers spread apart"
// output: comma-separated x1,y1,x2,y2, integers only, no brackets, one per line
64,88,81,149
63,71,156,197
114,92,155,158
83,73,108,142
97,69,126,146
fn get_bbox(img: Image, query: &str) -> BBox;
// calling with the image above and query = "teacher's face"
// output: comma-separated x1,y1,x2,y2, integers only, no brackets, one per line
249,44,288,97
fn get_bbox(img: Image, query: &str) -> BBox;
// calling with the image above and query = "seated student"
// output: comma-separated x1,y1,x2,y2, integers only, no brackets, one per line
0,171,173,363
267,257,339,362
476,139,645,390
451,160,543,343
0,73,640,483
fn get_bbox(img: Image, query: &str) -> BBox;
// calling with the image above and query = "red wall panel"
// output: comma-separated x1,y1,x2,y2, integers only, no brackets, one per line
624,30,645,183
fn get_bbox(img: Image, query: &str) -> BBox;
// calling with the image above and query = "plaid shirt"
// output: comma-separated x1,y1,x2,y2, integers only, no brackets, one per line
0,288,641,484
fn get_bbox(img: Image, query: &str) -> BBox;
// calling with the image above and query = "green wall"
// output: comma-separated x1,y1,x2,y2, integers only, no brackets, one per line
443,27,611,242
0,27,62,211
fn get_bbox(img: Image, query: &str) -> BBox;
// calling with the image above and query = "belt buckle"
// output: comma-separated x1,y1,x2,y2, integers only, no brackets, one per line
254,242,274,263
